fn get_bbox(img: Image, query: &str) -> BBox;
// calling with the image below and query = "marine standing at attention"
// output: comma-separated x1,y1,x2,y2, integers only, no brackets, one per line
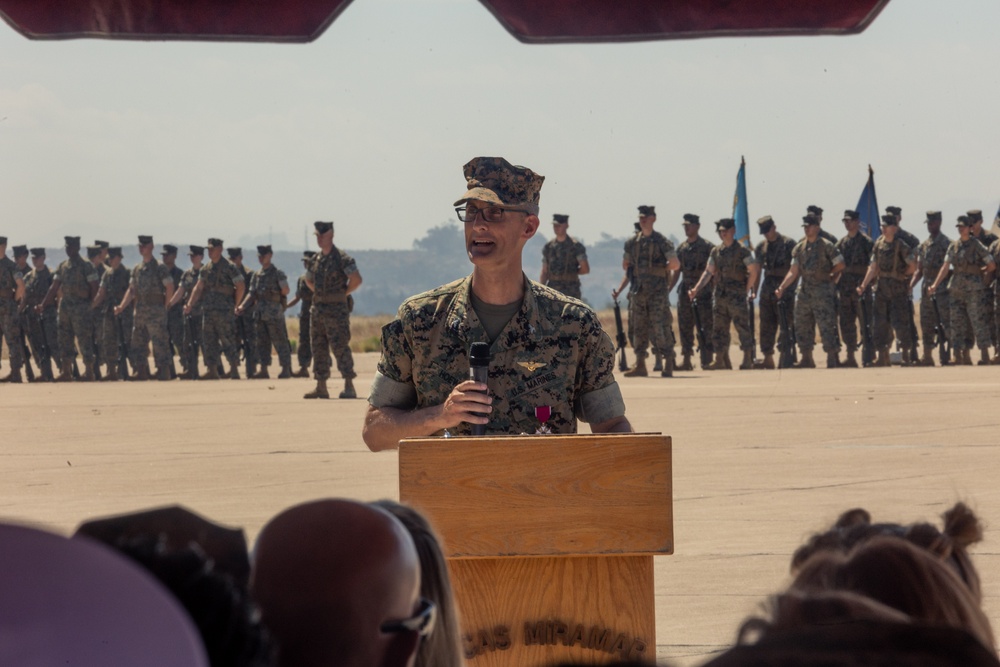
835,210,873,367
237,245,293,379
114,235,175,381
857,214,917,367
363,156,631,451
169,245,205,379
183,238,245,380
911,211,951,366
91,247,131,381
669,214,714,370
38,236,99,382
753,215,796,369
539,214,589,300
0,236,27,382
283,251,316,377
23,248,58,382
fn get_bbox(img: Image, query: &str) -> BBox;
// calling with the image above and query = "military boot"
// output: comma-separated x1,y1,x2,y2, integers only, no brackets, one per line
157,366,172,381
293,366,310,378
81,362,96,382
679,354,694,371
960,348,973,366
876,347,891,367
304,379,330,399
652,354,663,372
978,347,992,366
738,349,754,370
826,351,839,369
843,349,858,368
229,365,241,380
796,349,816,369
661,355,673,378
0,367,23,383
132,365,150,381
623,356,648,377
277,365,292,379
102,366,120,382
56,360,74,382
919,345,934,366
761,353,775,370
339,377,357,399
707,351,730,371
200,367,221,380
251,367,270,379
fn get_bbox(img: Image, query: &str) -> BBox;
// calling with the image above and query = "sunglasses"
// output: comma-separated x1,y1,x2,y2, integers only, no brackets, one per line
380,597,437,638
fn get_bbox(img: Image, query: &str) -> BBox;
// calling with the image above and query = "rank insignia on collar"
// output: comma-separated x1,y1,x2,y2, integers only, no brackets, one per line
517,361,547,372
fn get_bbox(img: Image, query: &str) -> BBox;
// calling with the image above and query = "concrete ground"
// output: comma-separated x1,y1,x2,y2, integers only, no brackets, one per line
3,349,999,665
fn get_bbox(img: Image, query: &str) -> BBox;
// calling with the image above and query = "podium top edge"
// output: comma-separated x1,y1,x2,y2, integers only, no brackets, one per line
400,432,666,445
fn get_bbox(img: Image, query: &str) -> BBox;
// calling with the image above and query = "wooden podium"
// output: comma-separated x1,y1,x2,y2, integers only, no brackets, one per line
399,433,672,666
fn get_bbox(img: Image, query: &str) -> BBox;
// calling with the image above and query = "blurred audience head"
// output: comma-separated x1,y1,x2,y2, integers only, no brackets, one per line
251,498,424,667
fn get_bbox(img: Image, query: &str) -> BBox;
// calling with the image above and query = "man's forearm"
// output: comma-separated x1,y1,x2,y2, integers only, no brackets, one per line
363,404,449,452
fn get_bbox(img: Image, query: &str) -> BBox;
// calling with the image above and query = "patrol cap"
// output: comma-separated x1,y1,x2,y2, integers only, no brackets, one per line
94,240,110,249
30,247,46,258
226,247,242,259
807,205,823,216
314,221,333,235
453,157,544,214
65,236,81,248
86,245,102,259
802,214,820,227
189,245,205,256
881,214,898,226
967,209,983,222
302,250,316,259
108,247,123,259
256,245,272,256
0,236,6,245
956,215,971,227
207,238,223,248
161,244,178,256
756,215,775,231
715,218,736,231
552,214,569,224
638,205,656,217
925,210,942,223
885,206,902,216
12,245,28,258
138,235,154,245
682,213,700,225
842,210,860,221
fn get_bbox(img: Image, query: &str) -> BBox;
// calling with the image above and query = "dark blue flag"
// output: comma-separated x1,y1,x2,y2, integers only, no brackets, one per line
732,156,751,248
856,165,880,241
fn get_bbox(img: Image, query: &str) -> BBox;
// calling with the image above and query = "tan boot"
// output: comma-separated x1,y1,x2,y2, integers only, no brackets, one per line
679,354,694,371
304,379,330,399
762,353,775,370
707,351,730,371
81,362,96,382
738,349,754,370
876,347,891,367
293,366,310,378
978,347,991,366
156,366,172,381
102,366,119,382
200,367,221,380
661,354,673,378
0,367,23,383
623,356,648,377
339,377,357,398
843,349,858,368
960,349,973,366
277,365,292,379
652,354,663,372
251,367,270,379
826,351,839,369
229,365,241,380
56,361,74,382
796,349,816,368
920,346,935,366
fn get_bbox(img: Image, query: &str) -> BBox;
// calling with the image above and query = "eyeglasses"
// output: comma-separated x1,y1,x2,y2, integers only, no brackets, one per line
380,597,437,637
455,206,525,223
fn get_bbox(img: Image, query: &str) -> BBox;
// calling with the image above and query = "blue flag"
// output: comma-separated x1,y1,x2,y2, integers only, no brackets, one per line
856,165,880,241
732,157,751,248
992,202,1000,237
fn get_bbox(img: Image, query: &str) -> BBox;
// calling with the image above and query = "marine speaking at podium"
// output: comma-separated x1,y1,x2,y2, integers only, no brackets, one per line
363,157,633,451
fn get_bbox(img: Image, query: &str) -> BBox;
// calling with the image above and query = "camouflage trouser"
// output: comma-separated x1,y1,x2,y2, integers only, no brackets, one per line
255,314,292,368
311,302,355,380
837,279,867,351
794,283,840,353
167,305,186,370
919,289,950,348
985,288,998,348
951,288,991,351
99,309,135,367
202,308,239,370
297,304,312,368
758,278,792,355
58,298,95,365
182,313,204,372
236,312,258,371
712,290,754,351
25,307,57,374
547,280,581,300
873,279,912,349
0,300,24,370
132,306,172,372
677,285,714,356
629,289,673,360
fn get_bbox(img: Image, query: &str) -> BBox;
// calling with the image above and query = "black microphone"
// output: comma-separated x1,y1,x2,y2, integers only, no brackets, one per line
469,342,490,436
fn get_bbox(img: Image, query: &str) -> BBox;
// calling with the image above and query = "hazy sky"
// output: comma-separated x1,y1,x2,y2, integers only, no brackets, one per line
2,0,999,252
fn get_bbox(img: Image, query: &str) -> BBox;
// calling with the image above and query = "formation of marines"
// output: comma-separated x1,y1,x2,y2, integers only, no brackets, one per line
0,225,361,398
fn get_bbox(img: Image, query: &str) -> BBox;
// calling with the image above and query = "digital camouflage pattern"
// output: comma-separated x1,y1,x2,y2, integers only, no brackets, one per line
249,265,292,369
98,264,134,368
870,236,916,348
676,236,714,356
307,246,358,381
198,259,242,371
197,259,244,312
296,275,313,368
708,242,757,351
978,230,1000,348
541,236,587,299
233,263,258,372
454,157,544,209
896,227,920,249
755,233,796,355
369,275,624,435
945,237,994,350
166,264,185,369
623,231,677,360
23,265,57,371
54,256,99,365
990,238,1000,349
917,232,952,348
790,238,843,353
129,259,173,372
180,266,204,370
0,256,24,370
836,231,874,351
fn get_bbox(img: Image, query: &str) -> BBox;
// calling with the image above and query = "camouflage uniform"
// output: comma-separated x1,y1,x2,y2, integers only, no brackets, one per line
870,236,916,349
836,232,874,352
198,259,244,371
0,256,24,371
97,264,134,369
542,236,587,299
369,275,625,435
623,231,676,362
233,263,258,374
754,234,796,355
990,237,1000,350
295,275,313,369
946,238,993,351
977,230,1000,348
248,265,292,370
89,262,107,369
916,233,951,348
791,238,843,353
180,266,204,372
676,236,714,358
166,265,186,370
23,265,57,373
130,259,173,374
307,246,358,381
54,256,99,365
708,243,757,351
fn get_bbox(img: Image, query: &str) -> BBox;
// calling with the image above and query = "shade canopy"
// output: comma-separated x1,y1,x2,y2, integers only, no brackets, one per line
0,0,891,43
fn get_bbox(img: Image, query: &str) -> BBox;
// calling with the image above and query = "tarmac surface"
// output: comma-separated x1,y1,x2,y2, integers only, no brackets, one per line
4,349,1000,665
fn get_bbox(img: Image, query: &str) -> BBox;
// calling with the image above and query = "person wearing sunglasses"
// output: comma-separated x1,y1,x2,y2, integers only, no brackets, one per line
363,156,632,451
